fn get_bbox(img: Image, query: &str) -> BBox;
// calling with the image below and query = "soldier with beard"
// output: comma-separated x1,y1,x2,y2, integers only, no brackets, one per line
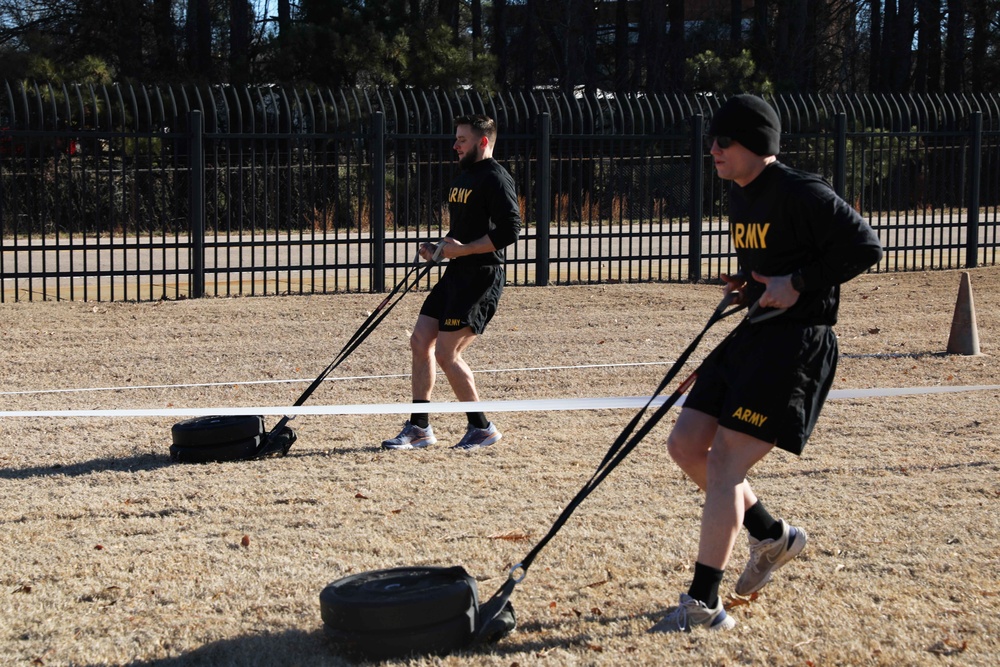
382,114,522,451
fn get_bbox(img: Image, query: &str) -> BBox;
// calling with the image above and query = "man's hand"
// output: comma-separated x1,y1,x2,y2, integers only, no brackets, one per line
721,272,749,306
419,239,455,262
420,235,495,262
751,271,801,309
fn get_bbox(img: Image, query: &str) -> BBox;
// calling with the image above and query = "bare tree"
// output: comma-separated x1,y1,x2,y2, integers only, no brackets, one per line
185,0,213,78
914,0,942,92
613,0,632,89
229,0,250,84
968,0,988,90
730,0,742,44
638,0,667,91
470,0,482,57
666,0,684,91
869,0,883,90
889,0,916,91
152,0,179,76
944,0,965,91
490,0,509,85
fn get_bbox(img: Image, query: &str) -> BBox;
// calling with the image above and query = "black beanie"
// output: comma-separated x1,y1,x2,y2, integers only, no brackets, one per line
708,95,781,156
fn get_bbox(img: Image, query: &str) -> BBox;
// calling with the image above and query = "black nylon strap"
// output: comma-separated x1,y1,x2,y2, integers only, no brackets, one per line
257,249,442,449
475,293,749,626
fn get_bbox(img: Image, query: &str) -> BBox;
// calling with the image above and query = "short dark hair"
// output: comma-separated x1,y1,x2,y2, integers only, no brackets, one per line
454,114,497,144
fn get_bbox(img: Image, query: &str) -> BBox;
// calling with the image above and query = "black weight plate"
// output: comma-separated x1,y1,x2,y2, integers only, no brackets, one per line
169,435,261,463
171,415,264,447
320,566,477,633
323,610,474,661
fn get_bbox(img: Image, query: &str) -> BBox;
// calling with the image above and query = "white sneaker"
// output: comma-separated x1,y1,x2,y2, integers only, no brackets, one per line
381,421,437,450
451,422,502,450
735,519,808,595
648,593,736,633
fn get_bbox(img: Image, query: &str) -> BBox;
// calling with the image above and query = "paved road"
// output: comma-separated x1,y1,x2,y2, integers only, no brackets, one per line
1,214,988,300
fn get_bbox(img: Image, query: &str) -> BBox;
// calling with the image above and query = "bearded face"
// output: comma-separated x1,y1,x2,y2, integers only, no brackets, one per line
458,138,481,169
454,124,485,169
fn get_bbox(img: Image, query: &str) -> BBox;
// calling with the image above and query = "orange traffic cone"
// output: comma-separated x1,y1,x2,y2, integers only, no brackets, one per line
946,272,981,355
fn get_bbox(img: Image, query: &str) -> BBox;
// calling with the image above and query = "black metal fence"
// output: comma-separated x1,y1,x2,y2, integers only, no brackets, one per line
1,83,998,302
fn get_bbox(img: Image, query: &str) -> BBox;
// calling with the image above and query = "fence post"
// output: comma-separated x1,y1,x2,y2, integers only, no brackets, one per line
535,112,551,287
689,114,704,282
965,112,982,269
834,113,847,197
188,110,205,298
371,111,386,292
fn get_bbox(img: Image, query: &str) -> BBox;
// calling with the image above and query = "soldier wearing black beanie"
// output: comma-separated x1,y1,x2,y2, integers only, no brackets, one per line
708,94,782,156
649,94,883,633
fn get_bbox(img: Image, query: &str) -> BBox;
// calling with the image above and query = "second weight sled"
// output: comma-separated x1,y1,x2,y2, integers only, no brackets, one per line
169,243,446,463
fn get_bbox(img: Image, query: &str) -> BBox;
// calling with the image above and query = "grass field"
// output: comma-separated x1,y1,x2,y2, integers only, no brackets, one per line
1,267,998,666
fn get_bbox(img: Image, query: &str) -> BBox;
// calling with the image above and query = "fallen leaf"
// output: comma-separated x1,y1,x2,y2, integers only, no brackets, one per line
724,591,758,610
928,638,967,656
488,530,531,542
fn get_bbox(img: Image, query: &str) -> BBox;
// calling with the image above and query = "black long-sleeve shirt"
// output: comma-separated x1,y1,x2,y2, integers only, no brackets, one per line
446,158,522,268
730,161,884,325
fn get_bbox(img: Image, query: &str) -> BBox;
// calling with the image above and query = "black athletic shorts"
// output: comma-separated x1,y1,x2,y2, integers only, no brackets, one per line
683,320,838,455
420,265,504,334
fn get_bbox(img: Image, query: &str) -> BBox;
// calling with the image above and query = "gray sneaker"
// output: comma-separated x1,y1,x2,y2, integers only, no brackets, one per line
735,519,808,596
381,421,437,450
647,593,736,633
451,422,502,450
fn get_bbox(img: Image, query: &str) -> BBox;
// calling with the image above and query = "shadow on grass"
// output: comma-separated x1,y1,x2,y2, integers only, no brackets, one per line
0,452,175,480
0,445,385,481
84,614,645,667
98,628,352,667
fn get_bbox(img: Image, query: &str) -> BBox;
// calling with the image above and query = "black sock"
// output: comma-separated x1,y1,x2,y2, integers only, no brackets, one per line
467,412,489,429
743,501,782,542
410,400,430,429
687,562,725,609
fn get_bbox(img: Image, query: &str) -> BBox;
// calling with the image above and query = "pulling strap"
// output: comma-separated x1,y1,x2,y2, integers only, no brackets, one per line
256,243,445,455
473,292,765,643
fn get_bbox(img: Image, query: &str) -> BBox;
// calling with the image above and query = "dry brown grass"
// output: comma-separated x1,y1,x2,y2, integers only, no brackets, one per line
1,267,998,667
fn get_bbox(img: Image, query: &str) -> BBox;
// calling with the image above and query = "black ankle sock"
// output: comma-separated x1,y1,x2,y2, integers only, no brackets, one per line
411,400,430,429
467,412,489,429
687,562,725,609
743,501,782,541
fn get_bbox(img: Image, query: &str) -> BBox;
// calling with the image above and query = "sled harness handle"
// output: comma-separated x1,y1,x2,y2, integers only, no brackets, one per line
472,293,785,644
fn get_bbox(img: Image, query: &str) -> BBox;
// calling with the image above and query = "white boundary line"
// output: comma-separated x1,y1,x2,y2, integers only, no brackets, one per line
0,385,997,419
0,353,941,397
0,361,671,397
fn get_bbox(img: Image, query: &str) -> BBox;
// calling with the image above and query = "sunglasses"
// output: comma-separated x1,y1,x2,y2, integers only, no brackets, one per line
706,135,735,150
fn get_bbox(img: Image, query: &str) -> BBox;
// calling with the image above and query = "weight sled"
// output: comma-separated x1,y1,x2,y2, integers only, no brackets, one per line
168,243,446,464
317,295,772,659
320,566,515,661
168,415,296,463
